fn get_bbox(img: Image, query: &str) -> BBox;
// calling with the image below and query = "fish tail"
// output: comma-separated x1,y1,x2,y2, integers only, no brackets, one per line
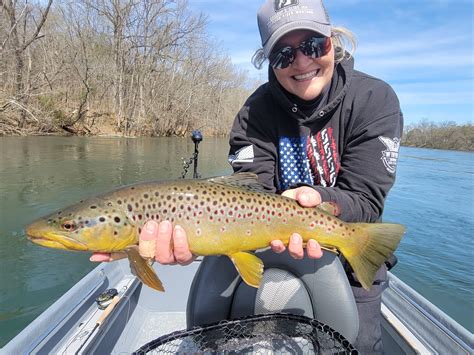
125,246,165,292
341,223,405,290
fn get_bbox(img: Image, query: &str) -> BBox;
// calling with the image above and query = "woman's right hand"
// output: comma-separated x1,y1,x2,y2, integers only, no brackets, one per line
90,220,196,265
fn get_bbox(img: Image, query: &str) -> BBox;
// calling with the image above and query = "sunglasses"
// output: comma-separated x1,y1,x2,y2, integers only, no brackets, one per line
269,36,330,70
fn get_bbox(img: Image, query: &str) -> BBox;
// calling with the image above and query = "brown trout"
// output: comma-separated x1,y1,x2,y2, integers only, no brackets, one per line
26,173,405,291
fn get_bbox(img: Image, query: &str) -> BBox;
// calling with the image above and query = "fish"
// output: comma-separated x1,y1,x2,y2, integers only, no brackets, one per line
26,173,405,291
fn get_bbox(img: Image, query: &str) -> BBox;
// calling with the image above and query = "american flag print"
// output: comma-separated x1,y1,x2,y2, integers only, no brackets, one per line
278,137,314,191
278,129,340,191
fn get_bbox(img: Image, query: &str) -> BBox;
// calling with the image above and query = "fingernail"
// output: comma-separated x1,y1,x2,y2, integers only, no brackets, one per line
174,226,184,246
90,255,107,262
291,234,301,244
158,220,171,233
308,239,317,248
141,221,158,240
146,221,158,232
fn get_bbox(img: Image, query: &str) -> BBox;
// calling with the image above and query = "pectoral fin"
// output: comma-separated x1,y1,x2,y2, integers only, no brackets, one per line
125,246,164,292
229,252,264,288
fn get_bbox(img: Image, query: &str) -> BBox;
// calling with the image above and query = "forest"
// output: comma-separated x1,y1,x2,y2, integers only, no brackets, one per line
402,121,473,152
0,0,253,137
1,1,472,152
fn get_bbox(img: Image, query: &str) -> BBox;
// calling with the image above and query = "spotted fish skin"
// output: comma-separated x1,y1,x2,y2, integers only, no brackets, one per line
26,173,405,290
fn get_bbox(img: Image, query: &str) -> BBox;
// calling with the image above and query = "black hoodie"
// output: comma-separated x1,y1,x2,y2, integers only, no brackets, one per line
228,57,403,223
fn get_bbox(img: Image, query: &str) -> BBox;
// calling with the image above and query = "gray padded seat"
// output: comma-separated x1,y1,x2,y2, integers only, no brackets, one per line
186,249,359,343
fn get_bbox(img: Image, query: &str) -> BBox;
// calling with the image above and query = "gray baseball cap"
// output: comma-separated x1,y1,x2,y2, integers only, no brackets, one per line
257,0,332,57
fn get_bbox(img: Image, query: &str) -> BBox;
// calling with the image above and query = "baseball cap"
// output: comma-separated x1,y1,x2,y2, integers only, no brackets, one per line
257,0,332,57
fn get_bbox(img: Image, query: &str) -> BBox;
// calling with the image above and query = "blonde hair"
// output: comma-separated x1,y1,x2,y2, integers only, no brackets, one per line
251,26,357,69
331,26,357,63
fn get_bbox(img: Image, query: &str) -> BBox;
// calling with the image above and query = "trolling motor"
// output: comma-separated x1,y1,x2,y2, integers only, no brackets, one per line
181,130,203,179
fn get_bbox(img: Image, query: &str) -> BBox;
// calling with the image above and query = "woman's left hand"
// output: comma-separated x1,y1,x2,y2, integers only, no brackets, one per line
270,186,323,259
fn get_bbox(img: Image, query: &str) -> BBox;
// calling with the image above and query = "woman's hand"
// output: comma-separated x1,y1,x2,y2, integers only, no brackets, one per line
90,220,196,265
270,186,323,259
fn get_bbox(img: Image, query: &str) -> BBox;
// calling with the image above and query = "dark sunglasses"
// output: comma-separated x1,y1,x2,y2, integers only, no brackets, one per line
269,36,330,70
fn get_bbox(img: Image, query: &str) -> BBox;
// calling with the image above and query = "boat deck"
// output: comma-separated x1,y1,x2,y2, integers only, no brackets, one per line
2,258,473,354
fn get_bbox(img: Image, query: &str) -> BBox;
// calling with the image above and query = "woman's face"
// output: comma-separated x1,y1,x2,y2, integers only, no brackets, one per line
272,30,334,101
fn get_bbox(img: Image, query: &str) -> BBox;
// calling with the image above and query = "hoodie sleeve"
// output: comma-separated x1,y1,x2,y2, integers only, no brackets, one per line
312,80,403,222
228,88,278,192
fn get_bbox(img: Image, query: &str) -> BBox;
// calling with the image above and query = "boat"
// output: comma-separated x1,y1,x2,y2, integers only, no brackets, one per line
1,250,472,354
2,132,473,354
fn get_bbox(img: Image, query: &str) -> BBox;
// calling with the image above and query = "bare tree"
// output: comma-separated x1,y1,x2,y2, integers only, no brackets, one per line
1,0,52,129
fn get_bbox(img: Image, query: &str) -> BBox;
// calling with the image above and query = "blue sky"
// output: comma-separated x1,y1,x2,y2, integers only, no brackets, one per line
189,0,473,126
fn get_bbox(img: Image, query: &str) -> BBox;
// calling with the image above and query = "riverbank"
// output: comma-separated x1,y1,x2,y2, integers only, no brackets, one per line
1,117,472,152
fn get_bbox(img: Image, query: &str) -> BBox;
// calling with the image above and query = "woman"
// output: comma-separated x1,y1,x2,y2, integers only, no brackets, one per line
92,0,403,353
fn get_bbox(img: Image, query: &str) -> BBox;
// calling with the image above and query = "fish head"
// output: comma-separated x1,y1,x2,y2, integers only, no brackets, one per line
26,198,138,252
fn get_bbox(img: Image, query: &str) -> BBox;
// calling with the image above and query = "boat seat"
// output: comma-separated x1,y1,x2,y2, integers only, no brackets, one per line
186,248,359,343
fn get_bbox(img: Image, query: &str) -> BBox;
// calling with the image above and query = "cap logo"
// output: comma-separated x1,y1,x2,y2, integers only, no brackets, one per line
275,0,299,11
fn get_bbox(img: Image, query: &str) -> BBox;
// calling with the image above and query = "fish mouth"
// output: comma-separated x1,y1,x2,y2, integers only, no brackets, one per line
27,230,89,251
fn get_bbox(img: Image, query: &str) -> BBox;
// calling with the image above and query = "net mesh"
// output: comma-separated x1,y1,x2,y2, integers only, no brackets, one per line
134,313,358,354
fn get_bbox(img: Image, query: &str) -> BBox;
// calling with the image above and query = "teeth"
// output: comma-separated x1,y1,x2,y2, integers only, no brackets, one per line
293,70,319,81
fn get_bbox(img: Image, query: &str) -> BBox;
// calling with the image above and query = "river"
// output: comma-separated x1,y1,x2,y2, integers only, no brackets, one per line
0,136,472,346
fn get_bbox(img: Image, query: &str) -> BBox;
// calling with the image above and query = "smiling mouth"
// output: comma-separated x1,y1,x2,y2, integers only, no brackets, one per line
292,69,320,81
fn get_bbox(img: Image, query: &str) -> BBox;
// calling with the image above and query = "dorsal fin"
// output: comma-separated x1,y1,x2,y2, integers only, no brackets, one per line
205,173,266,193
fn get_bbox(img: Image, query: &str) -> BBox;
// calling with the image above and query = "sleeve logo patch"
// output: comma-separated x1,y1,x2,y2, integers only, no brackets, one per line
379,136,400,174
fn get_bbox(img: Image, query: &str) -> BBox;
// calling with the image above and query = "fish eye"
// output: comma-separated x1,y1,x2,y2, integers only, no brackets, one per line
62,221,77,231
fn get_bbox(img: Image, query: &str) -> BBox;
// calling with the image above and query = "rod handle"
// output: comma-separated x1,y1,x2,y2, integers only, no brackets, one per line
97,295,120,326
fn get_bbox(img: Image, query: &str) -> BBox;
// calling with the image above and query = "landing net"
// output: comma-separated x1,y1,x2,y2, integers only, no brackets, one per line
134,313,358,354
